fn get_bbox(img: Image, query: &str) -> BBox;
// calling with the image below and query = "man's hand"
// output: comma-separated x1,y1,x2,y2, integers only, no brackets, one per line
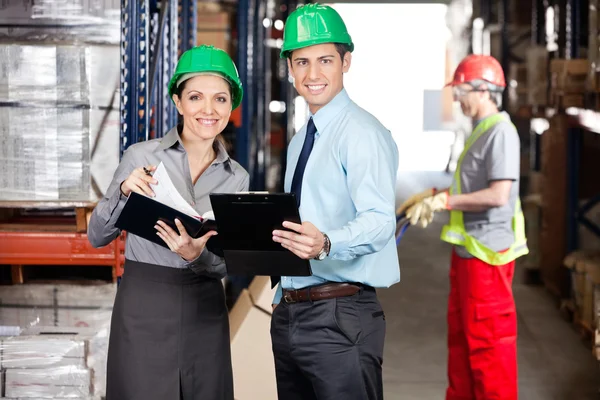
406,191,449,228
272,221,324,259
396,188,435,215
155,219,217,261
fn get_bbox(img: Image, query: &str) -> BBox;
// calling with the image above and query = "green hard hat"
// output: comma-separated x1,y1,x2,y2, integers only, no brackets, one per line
168,45,243,110
280,3,354,59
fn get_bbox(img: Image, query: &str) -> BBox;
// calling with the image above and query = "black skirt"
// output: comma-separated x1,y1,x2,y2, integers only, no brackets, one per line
106,260,233,400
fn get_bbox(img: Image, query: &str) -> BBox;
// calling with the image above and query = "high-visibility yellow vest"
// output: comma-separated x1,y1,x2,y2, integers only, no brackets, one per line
440,113,529,265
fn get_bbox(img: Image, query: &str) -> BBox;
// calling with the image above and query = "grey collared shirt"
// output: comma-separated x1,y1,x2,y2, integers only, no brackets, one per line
87,127,249,278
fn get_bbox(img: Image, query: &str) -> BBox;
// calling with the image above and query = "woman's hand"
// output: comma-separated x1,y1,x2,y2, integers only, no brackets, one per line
120,165,158,197
155,219,218,261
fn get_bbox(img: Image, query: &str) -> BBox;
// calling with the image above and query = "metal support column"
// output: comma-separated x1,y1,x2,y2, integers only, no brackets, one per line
120,0,150,156
236,0,254,174
121,0,191,156
252,0,268,190
566,0,582,252
178,0,197,58
530,0,546,173
500,0,510,108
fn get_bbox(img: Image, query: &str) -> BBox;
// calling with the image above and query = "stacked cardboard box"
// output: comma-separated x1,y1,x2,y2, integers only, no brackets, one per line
549,59,591,109
564,252,600,332
197,3,231,55
229,276,278,400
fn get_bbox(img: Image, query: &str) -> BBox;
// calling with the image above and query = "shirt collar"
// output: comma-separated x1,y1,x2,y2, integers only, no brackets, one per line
310,88,351,135
157,126,181,151
156,126,234,174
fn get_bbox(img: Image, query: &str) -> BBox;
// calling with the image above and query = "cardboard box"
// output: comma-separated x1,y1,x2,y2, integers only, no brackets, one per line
248,276,277,315
229,290,277,400
198,11,229,30
197,11,231,55
550,59,591,94
197,30,231,55
5,367,92,398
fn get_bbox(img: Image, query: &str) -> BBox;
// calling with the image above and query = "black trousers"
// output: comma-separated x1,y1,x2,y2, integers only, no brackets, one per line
270,285,386,400
106,260,233,400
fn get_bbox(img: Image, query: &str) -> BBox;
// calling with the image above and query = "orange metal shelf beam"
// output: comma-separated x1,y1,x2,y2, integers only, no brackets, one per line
0,231,125,282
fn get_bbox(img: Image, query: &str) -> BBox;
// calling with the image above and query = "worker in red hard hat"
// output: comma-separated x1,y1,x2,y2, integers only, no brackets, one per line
397,54,527,400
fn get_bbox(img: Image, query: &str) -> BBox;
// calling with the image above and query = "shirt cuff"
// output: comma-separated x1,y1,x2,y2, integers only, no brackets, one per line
183,247,215,268
324,228,349,260
272,283,283,305
107,186,128,223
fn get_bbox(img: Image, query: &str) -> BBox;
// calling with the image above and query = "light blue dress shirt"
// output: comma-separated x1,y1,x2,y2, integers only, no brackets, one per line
273,88,400,304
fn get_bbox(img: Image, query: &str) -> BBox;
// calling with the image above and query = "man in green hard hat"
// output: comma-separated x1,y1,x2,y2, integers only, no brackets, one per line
270,4,400,399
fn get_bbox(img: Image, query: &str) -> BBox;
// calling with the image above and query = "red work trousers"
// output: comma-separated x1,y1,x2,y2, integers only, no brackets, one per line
445,248,518,400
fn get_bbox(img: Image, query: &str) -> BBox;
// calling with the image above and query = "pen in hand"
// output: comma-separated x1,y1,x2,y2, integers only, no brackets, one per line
120,165,158,197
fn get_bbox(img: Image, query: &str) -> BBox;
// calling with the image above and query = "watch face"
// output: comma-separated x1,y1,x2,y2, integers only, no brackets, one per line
317,250,326,260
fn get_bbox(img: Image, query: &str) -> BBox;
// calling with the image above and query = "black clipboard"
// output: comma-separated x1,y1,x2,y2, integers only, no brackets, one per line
115,192,222,256
209,193,312,277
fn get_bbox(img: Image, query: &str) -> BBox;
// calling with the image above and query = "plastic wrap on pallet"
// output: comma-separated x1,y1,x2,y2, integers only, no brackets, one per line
0,284,115,398
0,283,116,331
0,332,109,398
0,0,120,45
1,335,87,369
0,44,124,201
4,366,92,398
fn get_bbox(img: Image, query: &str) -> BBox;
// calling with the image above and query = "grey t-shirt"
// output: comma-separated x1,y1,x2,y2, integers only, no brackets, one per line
87,127,250,278
452,112,520,259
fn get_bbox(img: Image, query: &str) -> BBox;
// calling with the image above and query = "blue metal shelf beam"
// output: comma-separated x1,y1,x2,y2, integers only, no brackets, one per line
120,0,149,155
236,0,253,173
178,0,197,59
121,0,196,158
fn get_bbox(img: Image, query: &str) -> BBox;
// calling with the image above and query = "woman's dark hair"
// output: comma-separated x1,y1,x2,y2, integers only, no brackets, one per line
174,77,232,153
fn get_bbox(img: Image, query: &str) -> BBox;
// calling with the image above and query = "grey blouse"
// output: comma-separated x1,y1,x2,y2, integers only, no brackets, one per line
87,127,250,278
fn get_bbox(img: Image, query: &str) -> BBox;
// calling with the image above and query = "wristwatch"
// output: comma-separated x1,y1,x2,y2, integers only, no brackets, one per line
315,233,331,261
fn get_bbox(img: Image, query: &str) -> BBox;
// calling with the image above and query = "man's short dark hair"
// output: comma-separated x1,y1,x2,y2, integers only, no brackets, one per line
333,43,351,60
287,43,351,61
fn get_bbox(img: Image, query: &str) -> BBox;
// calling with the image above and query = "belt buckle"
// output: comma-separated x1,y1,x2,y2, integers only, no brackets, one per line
283,291,296,304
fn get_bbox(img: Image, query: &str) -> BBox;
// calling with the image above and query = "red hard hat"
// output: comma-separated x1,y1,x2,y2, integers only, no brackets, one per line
446,54,506,88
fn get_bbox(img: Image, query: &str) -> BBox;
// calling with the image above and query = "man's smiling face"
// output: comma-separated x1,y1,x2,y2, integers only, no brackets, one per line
287,43,351,114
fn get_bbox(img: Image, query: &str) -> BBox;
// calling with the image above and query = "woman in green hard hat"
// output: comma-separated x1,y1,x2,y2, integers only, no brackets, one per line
270,4,399,400
88,45,249,400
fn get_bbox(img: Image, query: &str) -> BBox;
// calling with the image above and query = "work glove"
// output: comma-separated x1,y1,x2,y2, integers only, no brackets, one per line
406,191,449,228
396,188,437,216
